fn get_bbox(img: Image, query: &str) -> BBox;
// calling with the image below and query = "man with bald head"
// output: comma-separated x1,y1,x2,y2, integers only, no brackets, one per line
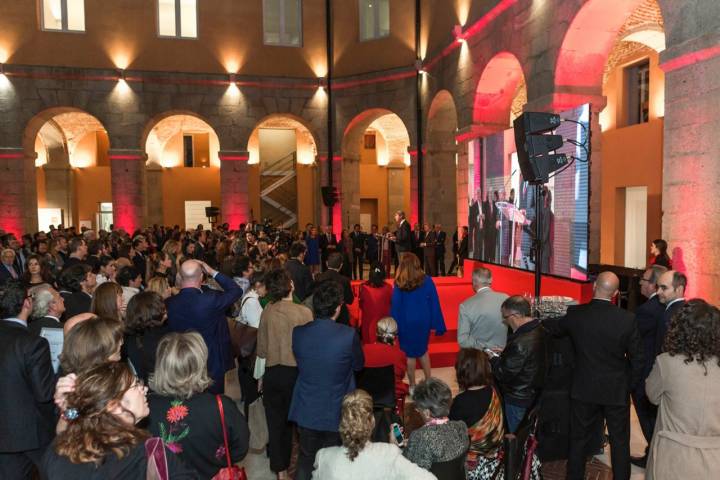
552,271,643,480
166,259,242,394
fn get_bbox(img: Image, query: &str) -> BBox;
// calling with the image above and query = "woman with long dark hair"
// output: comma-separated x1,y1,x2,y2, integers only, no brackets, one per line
650,239,672,269
23,253,54,288
359,262,393,344
42,362,197,479
645,299,720,479
390,253,446,390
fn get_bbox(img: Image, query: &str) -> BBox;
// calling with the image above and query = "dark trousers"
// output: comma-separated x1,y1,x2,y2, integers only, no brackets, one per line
436,251,446,276
352,252,363,280
295,427,341,480
237,356,259,418
263,365,298,473
568,399,630,480
631,389,657,453
423,252,437,276
0,448,44,480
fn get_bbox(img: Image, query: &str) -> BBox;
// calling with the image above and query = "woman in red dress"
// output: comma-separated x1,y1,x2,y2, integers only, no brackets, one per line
359,263,393,344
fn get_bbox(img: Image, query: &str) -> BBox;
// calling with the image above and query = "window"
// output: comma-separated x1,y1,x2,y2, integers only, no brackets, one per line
41,0,85,32
183,135,194,167
359,0,389,41
263,0,302,47
158,0,198,39
626,60,650,126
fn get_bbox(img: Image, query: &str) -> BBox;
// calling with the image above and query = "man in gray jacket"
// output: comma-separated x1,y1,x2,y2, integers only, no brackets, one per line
457,267,509,350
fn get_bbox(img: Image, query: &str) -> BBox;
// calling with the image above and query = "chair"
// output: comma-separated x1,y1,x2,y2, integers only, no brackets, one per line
355,365,395,409
430,454,466,480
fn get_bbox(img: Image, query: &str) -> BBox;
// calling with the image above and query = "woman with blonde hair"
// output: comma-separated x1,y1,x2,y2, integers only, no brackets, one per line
148,332,249,479
390,253,446,389
41,362,196,479
313,389,435,479
91,281,123,320
146,275,174,299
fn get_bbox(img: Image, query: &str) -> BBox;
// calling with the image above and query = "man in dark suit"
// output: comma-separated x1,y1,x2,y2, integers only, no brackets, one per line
434,224,447,276
655,270,687,355
289,280,364,480
365,224,380,265
0,281,56,478
349,224,365,280
551,272,643,480
391,210,413,255
61,237,89,270
468,191,480,258
59,264,95,319
285,241,314,301
420,223,437,276
166,259,242,394
630,264,668,467
132,236,149,283
0,248,19,285
318,225,338,272
312,253,354,326
28,285,65,336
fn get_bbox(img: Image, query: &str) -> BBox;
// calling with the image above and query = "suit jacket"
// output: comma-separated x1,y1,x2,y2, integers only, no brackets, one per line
457,288,509,349
319,233,338,259
64,291,92,318
350,231,365,254
313,269,354,325
132,253,148,281
0,319,56,452
166,273,242,381
394,220,413,254
289,318,364,432
553,299,644,406
285,258,314,301
655,299,685,355
365,234,379,263
29,315,62,337
434,230,447,255
634,294,665,385
0,263,18,285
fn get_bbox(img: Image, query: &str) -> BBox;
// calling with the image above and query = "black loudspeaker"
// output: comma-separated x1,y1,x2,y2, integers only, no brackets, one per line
321,186,338,207
205,206,220,217
513,112,567,184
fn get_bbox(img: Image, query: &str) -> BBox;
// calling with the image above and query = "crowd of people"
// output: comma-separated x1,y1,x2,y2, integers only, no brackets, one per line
0,216,718,480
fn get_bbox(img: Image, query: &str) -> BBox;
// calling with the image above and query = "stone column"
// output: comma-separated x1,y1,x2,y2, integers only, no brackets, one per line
408,148,419,226
145,163,164,226
0,148,38,235
424,143,459,267
386,163,405,224
219,150,250,230
661,40,720,302
109,149,146,234
341,154,360,229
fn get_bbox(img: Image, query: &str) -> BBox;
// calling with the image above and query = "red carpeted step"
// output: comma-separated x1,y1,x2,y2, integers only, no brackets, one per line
429,329,457,344
428,340,460,368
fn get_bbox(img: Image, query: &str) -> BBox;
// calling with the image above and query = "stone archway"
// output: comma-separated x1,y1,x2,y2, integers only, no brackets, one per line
26,108,110,230
247,114,319,229
143,113,221,228
341,109,411,232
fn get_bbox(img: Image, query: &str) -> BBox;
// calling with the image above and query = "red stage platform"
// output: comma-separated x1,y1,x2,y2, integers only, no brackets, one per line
350,260,593,368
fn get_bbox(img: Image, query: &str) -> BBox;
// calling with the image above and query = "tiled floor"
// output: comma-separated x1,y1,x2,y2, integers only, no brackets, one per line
225,366,648,479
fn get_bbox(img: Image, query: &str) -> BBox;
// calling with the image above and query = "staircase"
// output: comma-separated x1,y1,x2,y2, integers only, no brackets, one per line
260,152,298,228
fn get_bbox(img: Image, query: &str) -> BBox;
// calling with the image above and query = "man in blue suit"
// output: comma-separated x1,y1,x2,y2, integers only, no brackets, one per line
166,259,242,394
289,280,364,480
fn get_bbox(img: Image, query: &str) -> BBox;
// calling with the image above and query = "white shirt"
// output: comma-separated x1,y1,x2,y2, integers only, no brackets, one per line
313,442,436,480
238,290,262,328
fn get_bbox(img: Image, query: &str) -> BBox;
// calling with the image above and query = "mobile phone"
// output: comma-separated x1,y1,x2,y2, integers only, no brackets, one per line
391,423,404,445
483,347,499,358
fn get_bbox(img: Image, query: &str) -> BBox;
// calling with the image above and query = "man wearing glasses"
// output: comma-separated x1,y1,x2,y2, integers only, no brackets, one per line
654,270,687,354
491,295,546,433
630,264,668,468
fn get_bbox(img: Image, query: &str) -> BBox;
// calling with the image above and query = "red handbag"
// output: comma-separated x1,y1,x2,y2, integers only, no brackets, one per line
211,395,248,480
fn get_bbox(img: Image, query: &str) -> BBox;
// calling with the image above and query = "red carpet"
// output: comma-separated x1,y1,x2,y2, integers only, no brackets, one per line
350,261,593,368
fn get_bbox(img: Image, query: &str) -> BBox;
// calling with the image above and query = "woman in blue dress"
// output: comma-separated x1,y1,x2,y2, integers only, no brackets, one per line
305,226,321,275
390,252,446,390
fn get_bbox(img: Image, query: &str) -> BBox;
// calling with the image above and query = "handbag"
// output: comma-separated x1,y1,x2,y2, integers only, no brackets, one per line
211,395,248,480
145,437,169,480
227,297,258,358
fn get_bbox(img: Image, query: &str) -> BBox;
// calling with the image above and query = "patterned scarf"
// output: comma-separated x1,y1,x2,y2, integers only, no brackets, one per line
466,388,505,471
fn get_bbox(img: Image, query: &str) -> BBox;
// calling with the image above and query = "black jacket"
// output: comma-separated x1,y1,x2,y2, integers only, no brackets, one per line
634,294,665,384
655,299,685,355
0,319,56,452
552,299,644,406
312,269,354,326
64,291,92,319
492,319,546,407
285,258,314,301
28,315,63,337
395,220,413,254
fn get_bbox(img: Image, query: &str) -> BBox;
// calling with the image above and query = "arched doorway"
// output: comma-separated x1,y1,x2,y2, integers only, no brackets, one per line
341,109,411,233
27,108,110,231
143,113,221,228
426,90,459,268
247,115,318,229
556,0,666,268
